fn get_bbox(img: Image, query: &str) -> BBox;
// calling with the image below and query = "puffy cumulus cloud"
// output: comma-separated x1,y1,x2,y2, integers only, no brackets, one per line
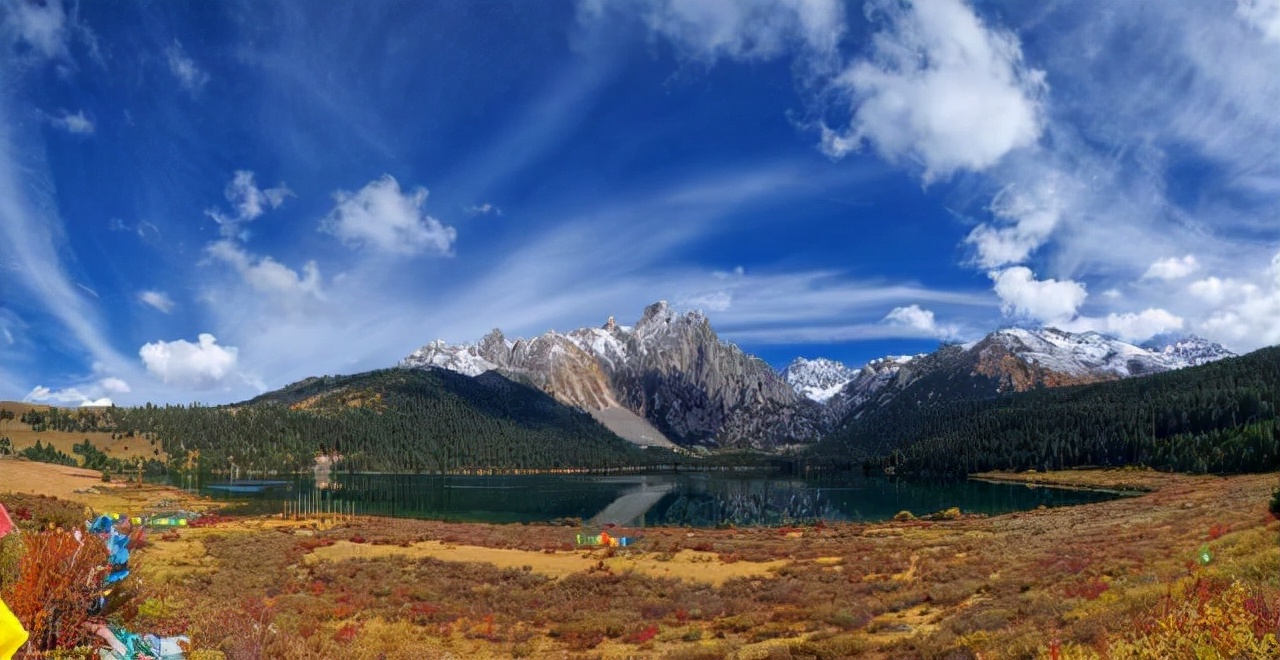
1142,255,1200,281
1187,276,1256,306
206,171,292,238
138,290,175,313
822,0,1045,180
50,110,93,135
25,386,112,407
990,267,1086,324
166,40,208,92
207,240,324,301
98,377,130,394
139,333,238,389
1,0,68,60
1237,0,1280,42
1063,309,1185,343
322,175,457,256
965,176,1067,268
882,304,954,337
591,0,845,67
24,376,129,407
1193,251,1280,350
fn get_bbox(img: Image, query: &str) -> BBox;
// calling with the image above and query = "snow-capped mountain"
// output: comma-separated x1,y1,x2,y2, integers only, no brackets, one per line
824,326,1237,427
404,311,1237,452
403,302,825,450
781,358,857,403
1141,334,1236,367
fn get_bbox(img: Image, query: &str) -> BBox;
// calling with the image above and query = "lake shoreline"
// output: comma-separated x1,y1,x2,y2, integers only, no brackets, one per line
969,467,1179,494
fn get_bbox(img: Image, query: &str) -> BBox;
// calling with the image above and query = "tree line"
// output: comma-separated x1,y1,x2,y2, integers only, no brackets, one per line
816,346,1280,477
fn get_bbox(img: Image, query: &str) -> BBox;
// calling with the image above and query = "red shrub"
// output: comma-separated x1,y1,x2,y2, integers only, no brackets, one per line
1064,577,1110,601
333,622,361,643
624,624,659,645
188,513,234,528
1207,523,1229,541
2,530,110,651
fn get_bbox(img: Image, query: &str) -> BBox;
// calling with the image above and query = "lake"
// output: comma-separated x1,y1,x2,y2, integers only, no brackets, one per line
185,471,1120,527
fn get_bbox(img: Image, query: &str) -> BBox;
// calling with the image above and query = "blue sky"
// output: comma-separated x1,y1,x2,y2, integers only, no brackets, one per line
4,0,1280,406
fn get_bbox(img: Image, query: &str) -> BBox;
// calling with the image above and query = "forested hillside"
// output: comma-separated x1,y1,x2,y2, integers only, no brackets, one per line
18,368,680,474
816,346,1280,477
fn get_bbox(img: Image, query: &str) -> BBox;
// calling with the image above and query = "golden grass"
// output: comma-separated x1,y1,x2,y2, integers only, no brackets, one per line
304,540,786,586
0,402,162,462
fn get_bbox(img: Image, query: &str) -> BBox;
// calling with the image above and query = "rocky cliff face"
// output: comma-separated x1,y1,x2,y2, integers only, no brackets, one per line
403,301,825,449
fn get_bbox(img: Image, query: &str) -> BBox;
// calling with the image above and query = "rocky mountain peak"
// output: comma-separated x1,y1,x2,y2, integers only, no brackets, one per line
781,357,857,403
603,316,617,332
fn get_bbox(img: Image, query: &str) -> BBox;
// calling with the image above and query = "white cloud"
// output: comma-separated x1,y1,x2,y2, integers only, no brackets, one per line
24,375,129,407
25,386,98,406
166,40,209,92
466,203,503,216
612,0,845,67
680,290,733,312
2,0,68,60
1063,309,1185,343
822,0,1045,180
138,290,175,313
1102,289,1123,300
207,240,324,301
1142,255,1200,281
225,170,291,222
51,110,93,135
991,266,1086,323
1187,276,1256,306
1190,251,1280,350
1238,0,1280,42
139,333,238,389
322,175,457,255
882,304,954,338
98,377,130,394
206,170,292,238
965,175,1068,268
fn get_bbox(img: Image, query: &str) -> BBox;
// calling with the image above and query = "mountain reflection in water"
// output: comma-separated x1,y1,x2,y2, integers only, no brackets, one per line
191,471,1119,527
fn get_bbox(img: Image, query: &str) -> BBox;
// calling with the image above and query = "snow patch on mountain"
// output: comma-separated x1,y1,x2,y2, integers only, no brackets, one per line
781,357,857,403
401,340,496,376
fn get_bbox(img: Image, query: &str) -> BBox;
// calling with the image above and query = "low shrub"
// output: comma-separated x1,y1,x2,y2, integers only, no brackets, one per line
1107,577,1280,658
1,529,109,651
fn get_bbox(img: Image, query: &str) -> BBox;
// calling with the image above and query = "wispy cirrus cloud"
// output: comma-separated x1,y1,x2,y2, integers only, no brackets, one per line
138,290,175,313
166,39,208,92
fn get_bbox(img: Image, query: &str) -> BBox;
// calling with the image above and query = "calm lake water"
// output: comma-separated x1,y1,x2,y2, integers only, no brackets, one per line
185,471,1120,527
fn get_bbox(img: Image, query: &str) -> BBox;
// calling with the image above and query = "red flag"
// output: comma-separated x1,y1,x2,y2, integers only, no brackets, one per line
0,503,13,538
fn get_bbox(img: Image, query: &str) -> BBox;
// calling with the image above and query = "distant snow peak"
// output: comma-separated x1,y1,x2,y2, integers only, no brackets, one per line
990,326,1234,378
782,357,856,403
1141,333,1235,367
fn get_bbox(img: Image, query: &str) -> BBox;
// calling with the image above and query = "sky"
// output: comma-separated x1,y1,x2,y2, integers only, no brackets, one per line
3,0,1280,406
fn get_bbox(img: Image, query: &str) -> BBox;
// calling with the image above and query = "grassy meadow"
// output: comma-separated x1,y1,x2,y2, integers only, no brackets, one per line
0,459,1276,658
